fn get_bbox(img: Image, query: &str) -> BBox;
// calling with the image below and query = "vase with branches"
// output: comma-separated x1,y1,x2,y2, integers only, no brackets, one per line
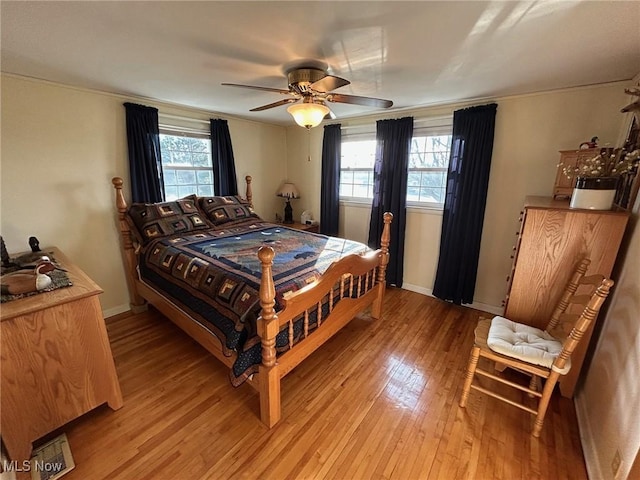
560,147,640,210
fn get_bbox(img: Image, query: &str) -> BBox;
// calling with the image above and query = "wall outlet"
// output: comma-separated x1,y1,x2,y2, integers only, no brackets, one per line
611,449,622,479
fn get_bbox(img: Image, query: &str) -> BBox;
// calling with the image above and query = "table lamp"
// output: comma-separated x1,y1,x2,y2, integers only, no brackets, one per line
277,183,300,224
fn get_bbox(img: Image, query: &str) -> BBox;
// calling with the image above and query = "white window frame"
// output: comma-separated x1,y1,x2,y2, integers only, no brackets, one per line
159,127,214,201
338,120,453,210
339,132,377,203
406,127,452,209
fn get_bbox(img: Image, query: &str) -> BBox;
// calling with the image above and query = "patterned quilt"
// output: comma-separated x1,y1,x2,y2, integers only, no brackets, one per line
138,219,369,385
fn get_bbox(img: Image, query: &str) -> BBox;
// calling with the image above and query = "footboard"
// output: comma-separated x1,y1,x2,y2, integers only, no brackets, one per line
256,212,392,427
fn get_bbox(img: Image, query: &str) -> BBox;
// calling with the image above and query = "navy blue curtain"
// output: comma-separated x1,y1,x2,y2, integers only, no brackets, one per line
124,102,164,203
210,119,238,196
433,103,498,305
320,124,342,236
367,117,413,287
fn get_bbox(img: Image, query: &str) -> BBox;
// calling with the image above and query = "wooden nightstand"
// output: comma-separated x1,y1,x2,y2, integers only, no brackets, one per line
283,222,320,233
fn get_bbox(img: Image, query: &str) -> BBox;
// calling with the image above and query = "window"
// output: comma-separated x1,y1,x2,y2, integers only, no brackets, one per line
339,126,452,208
407,134,452,205
159,131,213,200
339,139,376,199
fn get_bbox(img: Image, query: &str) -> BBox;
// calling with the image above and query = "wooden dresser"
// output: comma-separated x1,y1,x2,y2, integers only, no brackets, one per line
504,197,629,397
1,247,123,462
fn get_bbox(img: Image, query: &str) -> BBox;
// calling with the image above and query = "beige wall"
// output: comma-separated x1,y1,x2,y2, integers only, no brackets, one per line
576,192,640,480
285,82,630,310
0,74,287,315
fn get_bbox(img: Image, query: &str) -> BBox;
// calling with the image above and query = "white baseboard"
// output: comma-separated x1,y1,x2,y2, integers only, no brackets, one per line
401,283,432,296
102,304,131,319
469,301,504,316
401,283,504,316
575,394,602,480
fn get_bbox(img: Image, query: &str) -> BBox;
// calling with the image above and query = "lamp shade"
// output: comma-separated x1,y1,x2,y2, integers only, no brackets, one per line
287,103,330,129
277,183,300,199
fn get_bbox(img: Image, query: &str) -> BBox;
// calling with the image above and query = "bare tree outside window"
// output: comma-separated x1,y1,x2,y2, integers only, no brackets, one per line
160,133,214,200
339,134,452,207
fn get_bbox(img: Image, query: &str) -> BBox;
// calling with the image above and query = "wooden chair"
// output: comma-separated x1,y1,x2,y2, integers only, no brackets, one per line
459,258,614,437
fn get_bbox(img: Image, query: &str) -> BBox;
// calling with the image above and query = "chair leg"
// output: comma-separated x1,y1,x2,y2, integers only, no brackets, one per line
532,372,561,437
460,346,480,408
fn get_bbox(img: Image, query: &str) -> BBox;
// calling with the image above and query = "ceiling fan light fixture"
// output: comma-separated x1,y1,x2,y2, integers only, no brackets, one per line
287,103,329,129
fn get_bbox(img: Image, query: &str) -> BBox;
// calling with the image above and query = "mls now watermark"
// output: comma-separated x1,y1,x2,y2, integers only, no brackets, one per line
3,459,65,474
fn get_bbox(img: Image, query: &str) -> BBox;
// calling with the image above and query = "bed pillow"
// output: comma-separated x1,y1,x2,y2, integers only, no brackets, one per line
197,195,259,226
127,197,211,244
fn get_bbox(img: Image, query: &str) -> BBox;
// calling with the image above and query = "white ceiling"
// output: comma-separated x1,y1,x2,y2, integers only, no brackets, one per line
2,1,639,126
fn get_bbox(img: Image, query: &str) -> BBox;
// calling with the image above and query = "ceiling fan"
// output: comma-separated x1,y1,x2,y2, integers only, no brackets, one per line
222,67,393,128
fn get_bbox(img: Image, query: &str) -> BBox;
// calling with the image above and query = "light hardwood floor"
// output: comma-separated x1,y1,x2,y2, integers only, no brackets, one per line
55,288,587,479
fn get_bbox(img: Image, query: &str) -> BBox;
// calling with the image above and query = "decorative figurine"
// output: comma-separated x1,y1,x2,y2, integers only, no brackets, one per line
1,236,14,268
0,259,55,295
579,136,599,149
29,236,41,253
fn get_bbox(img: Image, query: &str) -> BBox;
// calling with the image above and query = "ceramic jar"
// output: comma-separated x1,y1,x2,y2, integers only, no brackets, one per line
570,176,618,210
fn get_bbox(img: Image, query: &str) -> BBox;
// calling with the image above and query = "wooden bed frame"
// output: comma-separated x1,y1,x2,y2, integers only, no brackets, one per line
111,176,392,427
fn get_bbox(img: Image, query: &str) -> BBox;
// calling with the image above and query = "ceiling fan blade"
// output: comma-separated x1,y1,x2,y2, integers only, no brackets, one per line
221,83,292,95
326,93,393,108
310,75,350,93
250,98,299,112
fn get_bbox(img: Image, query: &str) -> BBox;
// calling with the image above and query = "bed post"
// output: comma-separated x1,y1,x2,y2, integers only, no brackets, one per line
372,212,393,319
245,175,253,207
257,246,281,427
112,177,147,313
